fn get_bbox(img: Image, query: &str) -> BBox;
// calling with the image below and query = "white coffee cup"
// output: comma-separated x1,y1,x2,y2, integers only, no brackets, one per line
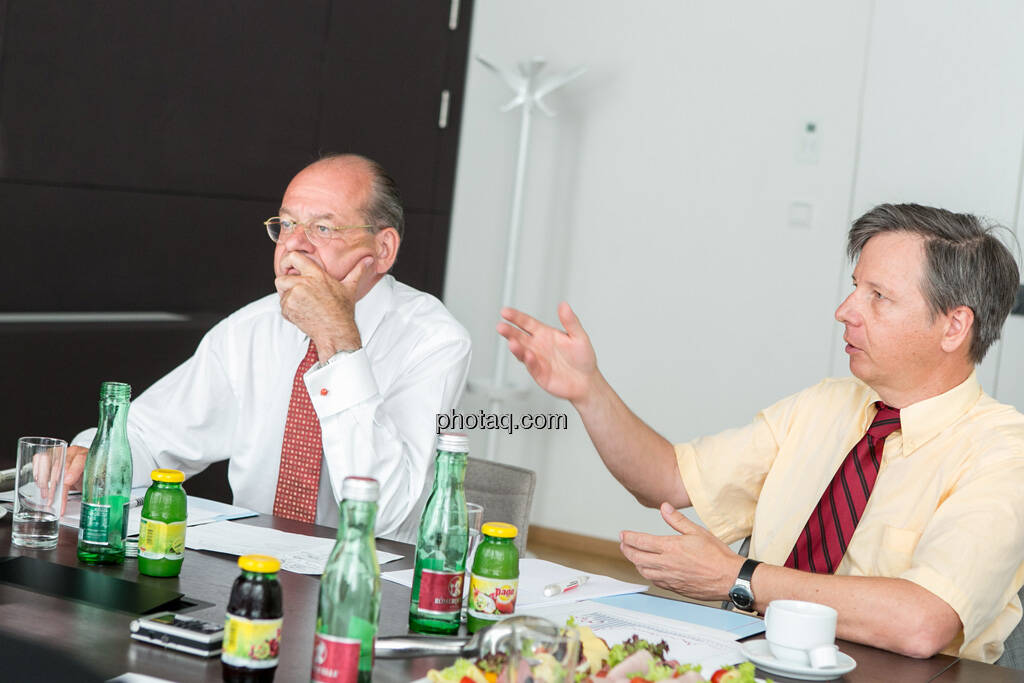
764,600,839,668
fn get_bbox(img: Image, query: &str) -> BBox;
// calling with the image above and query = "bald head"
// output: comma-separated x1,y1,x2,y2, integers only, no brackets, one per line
302,153,405,239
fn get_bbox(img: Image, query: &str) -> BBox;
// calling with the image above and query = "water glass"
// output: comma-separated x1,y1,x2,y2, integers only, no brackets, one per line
462,502,484,622
12,436,68,549
504,623,582,682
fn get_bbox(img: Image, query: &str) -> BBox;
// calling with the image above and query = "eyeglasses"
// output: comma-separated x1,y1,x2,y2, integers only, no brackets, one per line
264,217,374,246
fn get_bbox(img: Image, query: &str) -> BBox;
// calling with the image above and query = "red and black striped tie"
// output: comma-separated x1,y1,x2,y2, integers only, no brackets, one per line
784,402,901,574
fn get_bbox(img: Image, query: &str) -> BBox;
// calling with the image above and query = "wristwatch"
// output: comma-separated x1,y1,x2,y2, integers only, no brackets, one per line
728,558,762,611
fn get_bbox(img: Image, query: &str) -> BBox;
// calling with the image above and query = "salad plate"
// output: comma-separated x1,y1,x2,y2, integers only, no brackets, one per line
741,639,856,681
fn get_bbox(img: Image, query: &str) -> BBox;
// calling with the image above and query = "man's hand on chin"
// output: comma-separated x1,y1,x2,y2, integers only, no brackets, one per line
274,253,375,358
619,502,744,601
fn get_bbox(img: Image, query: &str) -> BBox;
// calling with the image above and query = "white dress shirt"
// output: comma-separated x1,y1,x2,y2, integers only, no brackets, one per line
73,275,471,540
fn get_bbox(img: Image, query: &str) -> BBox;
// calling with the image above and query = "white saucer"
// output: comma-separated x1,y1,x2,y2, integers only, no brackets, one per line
0,506,7,520
741,639,856,680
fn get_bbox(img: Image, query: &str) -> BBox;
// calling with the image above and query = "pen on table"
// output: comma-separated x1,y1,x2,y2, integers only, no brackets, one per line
543,574,589,597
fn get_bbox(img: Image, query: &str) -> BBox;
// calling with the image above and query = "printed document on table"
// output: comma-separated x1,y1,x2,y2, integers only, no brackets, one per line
382,558,647,608
521,600,745,673
61,486,258,536
184,520,402,574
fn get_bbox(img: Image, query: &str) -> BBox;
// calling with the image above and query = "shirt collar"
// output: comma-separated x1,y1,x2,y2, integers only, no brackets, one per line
858,370,982,457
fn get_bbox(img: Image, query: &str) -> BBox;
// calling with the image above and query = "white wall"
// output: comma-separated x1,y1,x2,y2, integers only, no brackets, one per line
444,1,1024,541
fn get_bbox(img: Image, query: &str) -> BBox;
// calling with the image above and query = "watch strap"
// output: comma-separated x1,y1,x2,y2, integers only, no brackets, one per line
737,558,762,583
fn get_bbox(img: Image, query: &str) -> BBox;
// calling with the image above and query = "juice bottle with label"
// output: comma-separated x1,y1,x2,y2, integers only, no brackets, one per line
408,433,469,635
222,555,284,682
467,522,519,634
312,476,381,683
137,468,187,577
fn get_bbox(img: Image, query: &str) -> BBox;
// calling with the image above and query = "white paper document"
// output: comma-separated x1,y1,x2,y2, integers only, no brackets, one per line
521,600,745,673
184,520,402,574
382,558,647,608
61,486,258,536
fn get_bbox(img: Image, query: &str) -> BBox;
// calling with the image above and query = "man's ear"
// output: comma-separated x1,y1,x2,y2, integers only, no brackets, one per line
373,227,400,273
940,305,975,355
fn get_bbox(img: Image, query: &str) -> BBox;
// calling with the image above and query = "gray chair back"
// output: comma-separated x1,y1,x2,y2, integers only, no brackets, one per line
464,456,536,555
997,585,1024,669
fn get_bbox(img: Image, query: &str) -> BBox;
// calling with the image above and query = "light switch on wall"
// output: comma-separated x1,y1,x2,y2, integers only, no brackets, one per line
797,120,821,164
788,201,814,228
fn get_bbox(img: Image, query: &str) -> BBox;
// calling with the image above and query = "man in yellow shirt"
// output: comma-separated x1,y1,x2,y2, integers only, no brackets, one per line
498,203,1024,662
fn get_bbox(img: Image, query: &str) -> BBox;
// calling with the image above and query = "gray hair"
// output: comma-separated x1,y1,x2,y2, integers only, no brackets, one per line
317,153,405,240
847,203,1020,363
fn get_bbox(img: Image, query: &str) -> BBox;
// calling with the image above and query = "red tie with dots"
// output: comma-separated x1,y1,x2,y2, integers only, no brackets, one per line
784,402,901,573
273,340,323,523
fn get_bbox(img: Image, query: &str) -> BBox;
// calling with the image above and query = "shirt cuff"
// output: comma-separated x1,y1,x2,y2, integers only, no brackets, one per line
304,347,379,418
675,442,747,544
901,564,974,646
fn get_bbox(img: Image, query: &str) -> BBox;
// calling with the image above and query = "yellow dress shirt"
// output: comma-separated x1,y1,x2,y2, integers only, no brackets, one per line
676,371,1024,662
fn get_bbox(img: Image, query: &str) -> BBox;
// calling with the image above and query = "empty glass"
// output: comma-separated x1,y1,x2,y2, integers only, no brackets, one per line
12,436,67,549
462,502,484,622
503,623,582,682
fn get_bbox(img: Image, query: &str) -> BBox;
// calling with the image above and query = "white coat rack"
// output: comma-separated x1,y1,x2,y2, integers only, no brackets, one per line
469,55,586,461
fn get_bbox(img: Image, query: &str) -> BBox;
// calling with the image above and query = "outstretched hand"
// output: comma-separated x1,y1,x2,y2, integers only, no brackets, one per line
497,302,598,404
620,503,745,601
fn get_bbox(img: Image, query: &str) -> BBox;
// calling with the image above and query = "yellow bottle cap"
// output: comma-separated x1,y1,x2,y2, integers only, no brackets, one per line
150,468,185,483
238,554,281,573
482,522,518,538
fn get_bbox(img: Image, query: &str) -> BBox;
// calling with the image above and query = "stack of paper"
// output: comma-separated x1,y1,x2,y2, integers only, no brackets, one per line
382,558,648,608
61,486,258,536
185,520,402,574
521,600,746,673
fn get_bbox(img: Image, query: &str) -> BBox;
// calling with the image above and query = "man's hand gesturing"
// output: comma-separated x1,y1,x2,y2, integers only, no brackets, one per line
620,503,745,601
275,252,374,358
497,302,599,404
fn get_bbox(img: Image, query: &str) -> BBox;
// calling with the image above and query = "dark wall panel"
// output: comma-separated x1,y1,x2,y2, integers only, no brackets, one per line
0,316,218,466
0,183,276,312
320,2,452,213
0,0,325,199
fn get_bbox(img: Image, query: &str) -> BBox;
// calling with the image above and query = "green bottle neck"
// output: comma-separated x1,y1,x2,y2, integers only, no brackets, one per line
338,499,378,542
241,569,278,582
150,481,182,491
97,398,130,439
432,451,467,494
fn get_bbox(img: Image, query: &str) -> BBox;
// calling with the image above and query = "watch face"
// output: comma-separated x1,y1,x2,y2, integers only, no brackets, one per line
730,585,753,609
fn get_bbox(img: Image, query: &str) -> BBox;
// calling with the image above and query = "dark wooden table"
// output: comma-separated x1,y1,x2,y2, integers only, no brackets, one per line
0,513,1021,682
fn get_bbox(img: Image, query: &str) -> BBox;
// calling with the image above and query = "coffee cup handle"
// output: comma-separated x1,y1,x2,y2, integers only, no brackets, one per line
808,643,839,668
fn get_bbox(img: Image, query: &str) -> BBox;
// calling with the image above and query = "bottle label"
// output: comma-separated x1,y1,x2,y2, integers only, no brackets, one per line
310,633,361,683
221,615,282,669
468,575,519,620
138,518,186,560
80,502,111,545
416,569,465,615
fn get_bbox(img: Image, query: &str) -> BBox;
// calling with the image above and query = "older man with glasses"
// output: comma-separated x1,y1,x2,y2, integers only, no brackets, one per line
65,154,471,541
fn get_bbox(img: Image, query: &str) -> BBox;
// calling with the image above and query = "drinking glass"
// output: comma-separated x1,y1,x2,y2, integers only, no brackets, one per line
504,623,582,682
12,436,68,549
462,502,484,622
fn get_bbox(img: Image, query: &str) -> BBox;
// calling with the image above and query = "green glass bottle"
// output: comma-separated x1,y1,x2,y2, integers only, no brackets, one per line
138,468,187,577
408,433,469,635
311,477,381,683
77,381,133,565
